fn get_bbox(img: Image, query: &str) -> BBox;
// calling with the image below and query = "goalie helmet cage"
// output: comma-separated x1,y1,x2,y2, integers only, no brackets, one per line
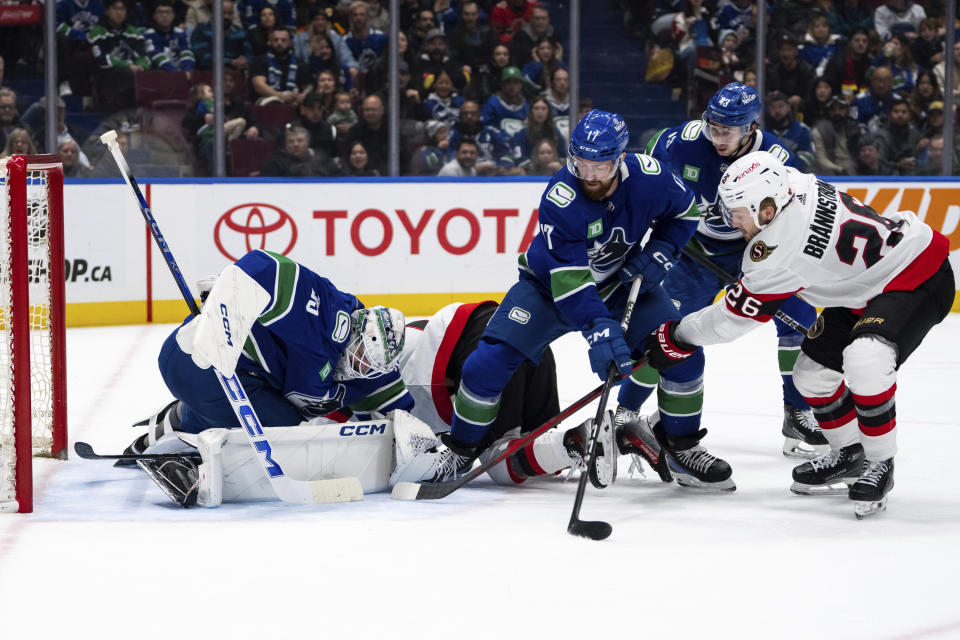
0,155,67,514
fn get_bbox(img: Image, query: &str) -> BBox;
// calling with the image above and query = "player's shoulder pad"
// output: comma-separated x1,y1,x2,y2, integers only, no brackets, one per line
540,167,580,217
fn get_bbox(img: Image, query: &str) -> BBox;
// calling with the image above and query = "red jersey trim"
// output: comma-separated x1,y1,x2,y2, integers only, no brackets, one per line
883,231,949,293
431,301,495,425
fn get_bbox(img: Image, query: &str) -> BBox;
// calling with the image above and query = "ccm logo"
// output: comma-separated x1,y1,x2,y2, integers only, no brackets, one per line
339,423,388,436
220,304,233,347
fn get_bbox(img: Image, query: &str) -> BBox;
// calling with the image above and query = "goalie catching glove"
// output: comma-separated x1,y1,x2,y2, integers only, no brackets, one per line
645,320,697,370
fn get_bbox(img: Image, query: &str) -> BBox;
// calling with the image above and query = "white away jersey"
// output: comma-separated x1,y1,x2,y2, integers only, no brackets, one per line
677,170,949,345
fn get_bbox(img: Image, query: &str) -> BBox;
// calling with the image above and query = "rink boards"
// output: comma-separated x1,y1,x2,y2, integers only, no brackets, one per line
61,176,960,326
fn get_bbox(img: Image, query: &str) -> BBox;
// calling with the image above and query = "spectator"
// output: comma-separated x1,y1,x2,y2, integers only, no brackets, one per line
305,32,349,88
770,0,816,44
260,125,330,176
813,95,860,175
30,96,89,166
144,0,196,71
491,0,536,45
407,8,438,56
909,71,943,125
933,41,960,102
449,99,514,174
423,69,465,128
717,29,744,76
510,95,563,168
0,128,38,160
874,0,925,42
237,0,295,29
89,130,130,177
448,1,495,77
185,0,234,33
802,78,835,126
438,137,479,176
510,5,560,68
88,0,150,111
293,7,359,87
340,140,380,176
415,29,468,97
873,33,918,95
524,138,561,176
183,74,257,172
799,15,842,77
740,66,757,88
765,34,817,110
250,27,313,105
876,98,920,174
716,0,753,45
542,66,569,138
827,0,873,40
851,65,901,131
0,88,30,152
409,119,451,175
397,0,427,33
916,136,958,175
327,90,359,137
910,17,943,72
855,134,893,174
56,0,105,95
481,65,529,137
919,100,944,141
469,42,511,103
248,6,288,57
390,60,424,120
292,90,338,159
365,0,390,32
766,91,815,171
191,0,251,70
823,27,872,98
58,139,92,177
521,36,563,98
342,94,389,174
313,69,340,119
344,0,388,80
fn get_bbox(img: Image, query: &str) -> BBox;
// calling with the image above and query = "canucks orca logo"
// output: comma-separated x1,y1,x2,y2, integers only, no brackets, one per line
587,227,633,273
286,385,346,418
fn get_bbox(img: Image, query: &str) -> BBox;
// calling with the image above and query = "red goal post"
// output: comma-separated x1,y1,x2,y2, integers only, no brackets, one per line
0,155,67,514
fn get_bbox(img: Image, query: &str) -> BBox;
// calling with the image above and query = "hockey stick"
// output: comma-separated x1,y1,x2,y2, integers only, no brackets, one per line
74,441,201,463
392,357,649,502
99,130,362,505
679,245,813,336
567,277,643,541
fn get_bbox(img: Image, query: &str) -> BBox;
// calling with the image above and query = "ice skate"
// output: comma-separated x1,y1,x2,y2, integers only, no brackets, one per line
614,407,673,483
421,433,477,483
563,411,616,488
850,458,894,519
782,403,830,459
652,422,735,492
138,454,202,507
790,443,864,495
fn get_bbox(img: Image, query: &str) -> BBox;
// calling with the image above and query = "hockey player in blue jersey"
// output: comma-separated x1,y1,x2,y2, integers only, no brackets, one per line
119,250,414,466
430,109,737,491
638,82,825,460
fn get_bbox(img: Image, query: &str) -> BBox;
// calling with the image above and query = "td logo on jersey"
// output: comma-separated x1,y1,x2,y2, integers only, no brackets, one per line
215,203,298,261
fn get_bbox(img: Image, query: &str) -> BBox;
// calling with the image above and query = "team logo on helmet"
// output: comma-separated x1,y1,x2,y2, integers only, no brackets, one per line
749,240,777,262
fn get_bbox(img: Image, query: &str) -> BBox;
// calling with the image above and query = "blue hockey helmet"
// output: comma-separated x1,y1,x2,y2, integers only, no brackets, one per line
567,109,629,180
702,82,761,146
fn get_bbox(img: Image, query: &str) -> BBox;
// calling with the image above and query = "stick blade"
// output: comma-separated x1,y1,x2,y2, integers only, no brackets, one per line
391,481,421,500
74,441,96,459
310,477,363,503
567,519,613,541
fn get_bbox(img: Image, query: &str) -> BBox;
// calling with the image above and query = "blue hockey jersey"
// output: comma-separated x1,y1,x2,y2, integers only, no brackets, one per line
56,0,104,41
481,95,530,137
519,153,699,330
645,120,798,254
234,250,413,419
144,26,195,71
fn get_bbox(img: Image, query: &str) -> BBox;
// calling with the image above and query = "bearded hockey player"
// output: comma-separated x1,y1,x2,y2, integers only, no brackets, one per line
645,151,954,518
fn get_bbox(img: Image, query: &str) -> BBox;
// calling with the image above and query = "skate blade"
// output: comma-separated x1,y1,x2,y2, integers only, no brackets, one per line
790,480,853,496
782,438,831,459
854,496,888,519
674,475,735,492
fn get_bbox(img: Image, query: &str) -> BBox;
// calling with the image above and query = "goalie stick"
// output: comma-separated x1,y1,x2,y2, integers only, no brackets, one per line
680,245,813,336
567,276,643,541
99,130,362,505
74,441,199,462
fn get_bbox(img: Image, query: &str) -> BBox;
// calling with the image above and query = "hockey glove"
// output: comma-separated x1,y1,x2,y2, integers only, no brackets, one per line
582,318,634,380
644,320,697,370
618,239,677,292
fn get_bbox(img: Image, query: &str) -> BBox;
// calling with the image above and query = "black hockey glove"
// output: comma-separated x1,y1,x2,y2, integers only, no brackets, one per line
644,320,697,370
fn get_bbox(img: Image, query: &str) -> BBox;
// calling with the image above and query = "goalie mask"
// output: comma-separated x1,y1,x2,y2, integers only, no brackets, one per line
717,151,793,229
335,306,406,380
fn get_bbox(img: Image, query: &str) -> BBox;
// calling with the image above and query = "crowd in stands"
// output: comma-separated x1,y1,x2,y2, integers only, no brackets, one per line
0,0,957,175
619,0,959,175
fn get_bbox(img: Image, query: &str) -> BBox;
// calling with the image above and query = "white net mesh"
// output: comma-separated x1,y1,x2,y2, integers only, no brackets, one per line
0,160,58,510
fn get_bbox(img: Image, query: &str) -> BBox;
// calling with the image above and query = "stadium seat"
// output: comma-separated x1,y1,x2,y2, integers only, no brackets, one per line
250,103,297,131
134,71,190,108
229,137,278,176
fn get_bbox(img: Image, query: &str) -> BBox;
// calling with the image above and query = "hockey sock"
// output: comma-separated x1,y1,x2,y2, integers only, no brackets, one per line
777,334,810,410
483,428,572,485
844,335,899,460
452,339,526,445
851,385,898,460
802,382,859,448
616,361,659,411
656,374,704,437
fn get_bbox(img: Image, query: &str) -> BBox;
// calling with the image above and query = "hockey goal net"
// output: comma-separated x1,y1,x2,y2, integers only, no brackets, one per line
0,155,67,514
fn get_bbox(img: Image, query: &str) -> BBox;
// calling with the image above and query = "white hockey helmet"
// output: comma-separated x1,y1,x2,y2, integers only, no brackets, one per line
717,151,793,229
337,306,406,379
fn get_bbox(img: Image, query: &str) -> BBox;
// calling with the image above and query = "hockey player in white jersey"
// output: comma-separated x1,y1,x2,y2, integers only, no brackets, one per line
644,151,954,518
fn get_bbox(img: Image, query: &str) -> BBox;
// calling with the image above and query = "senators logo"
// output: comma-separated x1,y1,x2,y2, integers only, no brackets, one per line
807,315,825,338
749,240,777,262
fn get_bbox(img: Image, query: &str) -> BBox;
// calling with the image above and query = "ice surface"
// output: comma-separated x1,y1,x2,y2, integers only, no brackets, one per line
2,318,959,639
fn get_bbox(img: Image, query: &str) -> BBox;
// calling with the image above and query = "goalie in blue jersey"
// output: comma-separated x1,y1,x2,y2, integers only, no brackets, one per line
433,109,739,492
639,82,825,459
